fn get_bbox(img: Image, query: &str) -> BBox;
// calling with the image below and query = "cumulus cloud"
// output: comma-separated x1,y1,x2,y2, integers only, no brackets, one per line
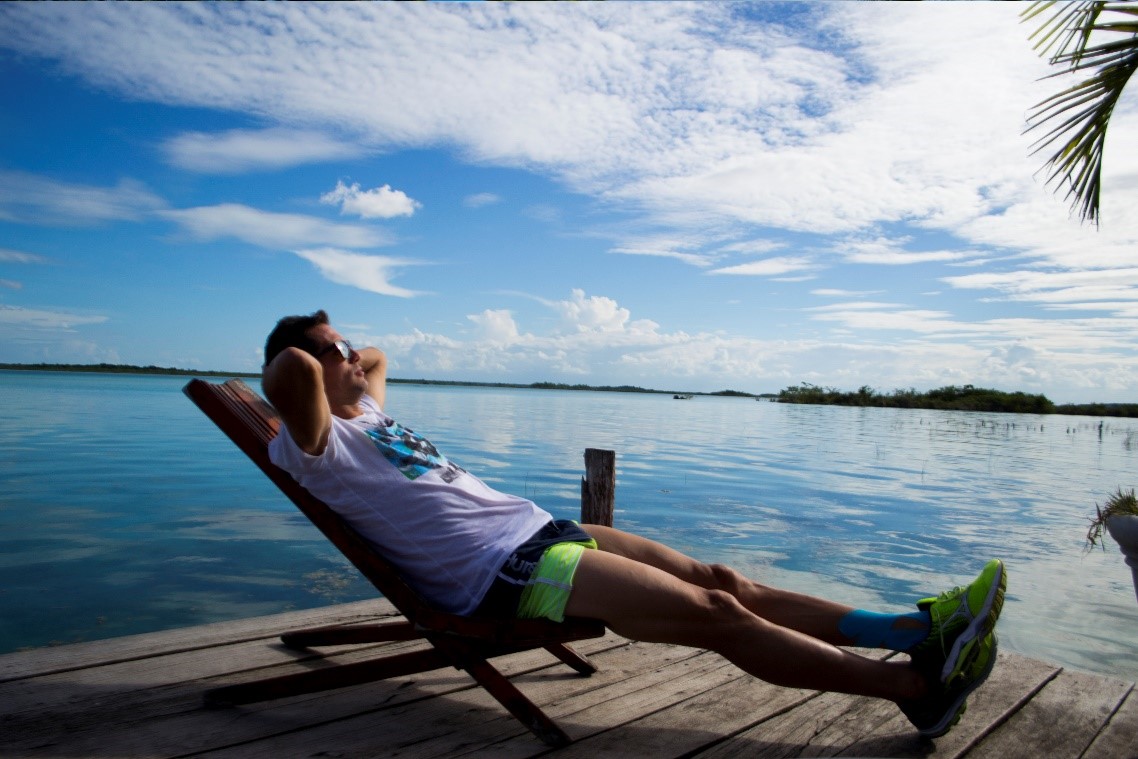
161,204,390,249
293,247,423,298
320,181,421,219
556,289,652,334
164,128,363,173
344,288,1138,401
467,309,520,344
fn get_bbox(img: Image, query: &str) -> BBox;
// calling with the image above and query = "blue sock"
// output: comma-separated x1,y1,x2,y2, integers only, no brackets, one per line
838,609,930,651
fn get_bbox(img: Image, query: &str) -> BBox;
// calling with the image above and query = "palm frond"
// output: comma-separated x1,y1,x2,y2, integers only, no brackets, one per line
1023,1,1138,225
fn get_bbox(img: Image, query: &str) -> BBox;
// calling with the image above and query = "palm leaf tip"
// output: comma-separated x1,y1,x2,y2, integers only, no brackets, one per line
1023,0,1138,225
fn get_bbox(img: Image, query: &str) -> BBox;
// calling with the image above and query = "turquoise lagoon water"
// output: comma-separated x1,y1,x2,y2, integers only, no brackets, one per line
1,370,1136,680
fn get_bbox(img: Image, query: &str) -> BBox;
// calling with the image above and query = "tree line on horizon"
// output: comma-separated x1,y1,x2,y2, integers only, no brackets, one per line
776,383,1138,417
7,363,1138,417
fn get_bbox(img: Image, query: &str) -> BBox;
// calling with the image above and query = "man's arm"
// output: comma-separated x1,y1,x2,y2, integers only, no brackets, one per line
358,346,388,409
262,347,332,456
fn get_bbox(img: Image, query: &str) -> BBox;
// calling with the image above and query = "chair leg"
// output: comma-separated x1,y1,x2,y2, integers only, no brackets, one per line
204,647,449,707
281,621,420,649
544,643,597,676
462,658,572,747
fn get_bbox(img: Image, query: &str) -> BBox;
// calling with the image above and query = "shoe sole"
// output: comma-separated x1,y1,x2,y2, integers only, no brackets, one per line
940,560,1005,683
921,635,999,738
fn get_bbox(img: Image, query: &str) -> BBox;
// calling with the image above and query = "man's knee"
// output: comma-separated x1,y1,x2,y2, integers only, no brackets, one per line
704,562,748,594
695,585,751,624
703,562,778,605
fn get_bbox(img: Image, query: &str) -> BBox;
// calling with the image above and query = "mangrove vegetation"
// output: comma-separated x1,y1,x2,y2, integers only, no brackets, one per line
777,383,1138,417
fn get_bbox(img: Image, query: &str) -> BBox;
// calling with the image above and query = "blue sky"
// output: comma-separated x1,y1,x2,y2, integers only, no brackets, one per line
2,3,1137,403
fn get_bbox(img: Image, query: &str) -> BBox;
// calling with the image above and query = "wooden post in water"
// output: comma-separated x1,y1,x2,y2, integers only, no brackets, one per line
580,448,615,527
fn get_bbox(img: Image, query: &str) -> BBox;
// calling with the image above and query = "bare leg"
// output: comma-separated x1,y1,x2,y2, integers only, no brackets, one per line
563,549,926,702
583,524,860,645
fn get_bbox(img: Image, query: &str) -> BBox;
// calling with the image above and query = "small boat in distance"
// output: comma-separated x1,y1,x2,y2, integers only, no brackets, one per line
673,394,693,400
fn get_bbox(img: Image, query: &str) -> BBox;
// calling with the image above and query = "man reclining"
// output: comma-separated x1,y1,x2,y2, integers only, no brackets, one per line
262,309,1006,739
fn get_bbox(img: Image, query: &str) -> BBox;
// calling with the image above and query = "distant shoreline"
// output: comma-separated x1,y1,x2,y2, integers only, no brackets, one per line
4,363,1137,417
0,362,757,399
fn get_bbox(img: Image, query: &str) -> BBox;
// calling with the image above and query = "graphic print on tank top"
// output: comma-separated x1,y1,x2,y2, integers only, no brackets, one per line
362,420,465,482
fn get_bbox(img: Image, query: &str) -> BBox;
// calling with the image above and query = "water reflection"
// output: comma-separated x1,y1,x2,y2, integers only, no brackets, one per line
1,372,1136,680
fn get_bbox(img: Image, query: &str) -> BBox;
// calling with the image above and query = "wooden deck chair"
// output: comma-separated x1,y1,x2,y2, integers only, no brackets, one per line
183,378,605,746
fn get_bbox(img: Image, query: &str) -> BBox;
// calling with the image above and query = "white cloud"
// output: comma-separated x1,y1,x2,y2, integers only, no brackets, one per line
464,192,502,208
320,181,421,219
161,204,390,249
467,309,520,345
0,171,164,226
839,237,976,266
164,128,363,173
4,3,1138,400
293,247,423,298
556,289,642,334
349,289,1138,401
609,244,714,268
710,256,816,277
1,279,22,290
0,248,50,264
0,3,1053,237
812,288,881,298
0,304,108,329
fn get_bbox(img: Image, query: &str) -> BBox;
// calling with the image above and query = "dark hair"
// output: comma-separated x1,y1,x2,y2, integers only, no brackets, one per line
263,310,330,366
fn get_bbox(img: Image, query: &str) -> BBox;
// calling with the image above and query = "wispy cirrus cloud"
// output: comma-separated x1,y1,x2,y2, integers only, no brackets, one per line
293,247,424,298
0,304,108,329
160,204,391,249
0,248,51,265
463,192,502,208
0,171,165,226
838,237,977,265
163,128,363,174
709,255,817,277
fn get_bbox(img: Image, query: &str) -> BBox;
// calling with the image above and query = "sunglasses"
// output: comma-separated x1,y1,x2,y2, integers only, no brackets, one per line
314,339,355,362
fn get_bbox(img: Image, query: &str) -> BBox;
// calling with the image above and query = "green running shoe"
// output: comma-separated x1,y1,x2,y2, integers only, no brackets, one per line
901,631,998,738
908,559,1006,684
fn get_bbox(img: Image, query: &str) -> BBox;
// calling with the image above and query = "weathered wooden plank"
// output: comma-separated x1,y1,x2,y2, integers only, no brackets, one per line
928,651,1060,759
0,638,432,755
483,649,743,757
672,651,896,759
187,643,718,758
1083,685,1138,759
1,631,627,759
554,672,823,759
0,598,396,682
4,598,1137,759
687,650,1058,759
966,667,1132,758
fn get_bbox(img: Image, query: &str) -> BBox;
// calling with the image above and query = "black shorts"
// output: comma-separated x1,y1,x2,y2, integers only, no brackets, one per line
473,519,594,618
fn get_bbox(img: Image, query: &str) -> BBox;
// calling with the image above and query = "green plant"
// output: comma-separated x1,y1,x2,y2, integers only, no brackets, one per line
1023,1,1138,225
1086,487,1138,549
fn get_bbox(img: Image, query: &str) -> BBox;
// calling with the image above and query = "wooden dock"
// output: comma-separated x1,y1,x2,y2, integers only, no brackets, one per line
2,599,1135,758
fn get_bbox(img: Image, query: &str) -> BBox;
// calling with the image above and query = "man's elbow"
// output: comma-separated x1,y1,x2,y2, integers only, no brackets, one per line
264,347,322,405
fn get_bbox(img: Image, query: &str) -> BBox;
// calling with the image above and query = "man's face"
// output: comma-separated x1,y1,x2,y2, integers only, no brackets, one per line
307,323,367,406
